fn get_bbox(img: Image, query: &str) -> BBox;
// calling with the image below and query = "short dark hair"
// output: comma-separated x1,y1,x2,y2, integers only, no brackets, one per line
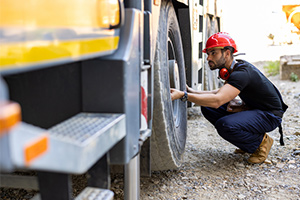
222,46,234,57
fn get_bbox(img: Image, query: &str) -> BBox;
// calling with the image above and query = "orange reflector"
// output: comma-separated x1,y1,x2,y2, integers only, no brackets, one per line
0,102,21,136
154,0,160,6
24,135,48,165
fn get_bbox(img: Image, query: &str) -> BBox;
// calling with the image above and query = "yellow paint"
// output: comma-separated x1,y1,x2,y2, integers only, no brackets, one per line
0,0,120,28
0,36,119,68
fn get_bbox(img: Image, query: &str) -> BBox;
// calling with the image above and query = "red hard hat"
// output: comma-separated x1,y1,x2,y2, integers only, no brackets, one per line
203,32,238,53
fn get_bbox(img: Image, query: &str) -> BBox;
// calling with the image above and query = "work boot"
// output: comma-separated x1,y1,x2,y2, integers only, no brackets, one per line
234,148,246,154
248,134,273,164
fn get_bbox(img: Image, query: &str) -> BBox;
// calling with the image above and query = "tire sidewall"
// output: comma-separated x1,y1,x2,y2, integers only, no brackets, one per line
153,1,187,167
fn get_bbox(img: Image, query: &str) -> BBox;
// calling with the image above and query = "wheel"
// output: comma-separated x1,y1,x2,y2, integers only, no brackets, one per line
203,16,223,90
151,1,187,171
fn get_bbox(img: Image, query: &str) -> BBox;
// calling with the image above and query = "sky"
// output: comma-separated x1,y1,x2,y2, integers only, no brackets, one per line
219,0,300,62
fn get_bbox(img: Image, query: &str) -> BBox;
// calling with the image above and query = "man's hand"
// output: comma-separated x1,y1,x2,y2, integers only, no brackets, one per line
227,98,250,112
170,88,184,101
186,84,193,93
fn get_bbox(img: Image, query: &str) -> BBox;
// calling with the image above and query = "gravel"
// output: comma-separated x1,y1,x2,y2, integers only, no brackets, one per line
1,62,300,200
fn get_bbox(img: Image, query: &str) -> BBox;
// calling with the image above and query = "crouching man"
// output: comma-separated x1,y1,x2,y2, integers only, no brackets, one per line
171,32,288,164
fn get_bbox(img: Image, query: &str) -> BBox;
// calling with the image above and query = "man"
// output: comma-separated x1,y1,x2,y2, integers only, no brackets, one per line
171,32,288,164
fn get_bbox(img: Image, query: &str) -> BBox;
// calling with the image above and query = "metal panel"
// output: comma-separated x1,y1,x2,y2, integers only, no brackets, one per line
0,134,13,171
178,8,192,86
87,154,110,189
143,12,152,64
3,63,82,129
0,75,8,100
178,1,203,91
37,171,72,200
102,9,141,164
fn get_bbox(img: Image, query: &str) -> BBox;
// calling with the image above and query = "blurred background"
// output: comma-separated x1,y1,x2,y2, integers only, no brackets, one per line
220,0,300,62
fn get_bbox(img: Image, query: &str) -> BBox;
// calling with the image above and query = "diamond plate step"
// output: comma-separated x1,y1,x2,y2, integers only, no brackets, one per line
75,187,114,200
10,113,125,174
48,113,123,145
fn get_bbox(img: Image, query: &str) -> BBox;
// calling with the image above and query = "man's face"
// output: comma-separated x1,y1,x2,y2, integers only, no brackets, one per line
206,48,226,70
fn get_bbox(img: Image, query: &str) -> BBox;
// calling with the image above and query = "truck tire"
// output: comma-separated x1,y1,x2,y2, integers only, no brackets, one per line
151,1,187,171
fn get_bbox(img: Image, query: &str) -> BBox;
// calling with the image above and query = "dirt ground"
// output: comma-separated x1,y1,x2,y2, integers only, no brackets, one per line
112,62,300,200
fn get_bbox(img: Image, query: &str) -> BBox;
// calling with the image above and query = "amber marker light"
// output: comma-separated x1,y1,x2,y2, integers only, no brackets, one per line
0,101,21,136
24,134,48,165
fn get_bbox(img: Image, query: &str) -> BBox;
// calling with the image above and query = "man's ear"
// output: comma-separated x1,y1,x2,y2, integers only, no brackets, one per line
225,49,231,58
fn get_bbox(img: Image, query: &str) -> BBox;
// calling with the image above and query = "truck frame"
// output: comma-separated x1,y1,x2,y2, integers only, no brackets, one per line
0,0,222,199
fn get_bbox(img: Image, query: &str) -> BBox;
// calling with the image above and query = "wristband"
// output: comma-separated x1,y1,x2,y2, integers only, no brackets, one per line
180,91,188,102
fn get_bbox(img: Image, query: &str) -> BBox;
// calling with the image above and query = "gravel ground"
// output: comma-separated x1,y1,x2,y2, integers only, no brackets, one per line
1,61,300,200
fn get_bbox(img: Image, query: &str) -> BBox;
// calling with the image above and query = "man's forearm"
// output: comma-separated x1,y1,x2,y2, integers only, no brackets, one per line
187,93,221,108
187,88,219,95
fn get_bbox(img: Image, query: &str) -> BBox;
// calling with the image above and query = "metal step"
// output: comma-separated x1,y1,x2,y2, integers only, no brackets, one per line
30,187,114,200
75,187,114,200
0,174,38,190
7,113,125,174
48,113,124,145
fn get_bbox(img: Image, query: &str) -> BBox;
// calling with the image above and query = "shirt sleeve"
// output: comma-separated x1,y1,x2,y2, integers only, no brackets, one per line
227,68,250,92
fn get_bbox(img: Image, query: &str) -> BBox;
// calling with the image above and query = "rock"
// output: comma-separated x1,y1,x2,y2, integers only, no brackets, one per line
234,162,245,168
288,160,296,164
293,150,300,155
294,93,300,99
294,132,300,136
264,159,272,164
276,163,285,168
288,164,297,169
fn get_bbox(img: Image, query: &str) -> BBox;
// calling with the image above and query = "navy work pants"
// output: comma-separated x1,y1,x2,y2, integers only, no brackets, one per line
201,104,282,153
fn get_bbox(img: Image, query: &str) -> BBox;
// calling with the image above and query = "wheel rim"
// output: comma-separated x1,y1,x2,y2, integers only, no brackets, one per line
168,37,181,128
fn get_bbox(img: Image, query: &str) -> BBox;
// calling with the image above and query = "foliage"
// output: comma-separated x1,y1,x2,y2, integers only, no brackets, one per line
263,61,280,76
290,72,299,82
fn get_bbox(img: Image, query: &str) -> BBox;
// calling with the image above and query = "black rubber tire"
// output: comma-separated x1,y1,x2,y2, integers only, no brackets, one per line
151,1,187,171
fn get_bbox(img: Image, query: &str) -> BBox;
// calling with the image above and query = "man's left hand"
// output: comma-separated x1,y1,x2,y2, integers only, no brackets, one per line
227,99,250,112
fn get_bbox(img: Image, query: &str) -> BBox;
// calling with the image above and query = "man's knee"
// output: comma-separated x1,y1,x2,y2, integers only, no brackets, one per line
215,117,237,138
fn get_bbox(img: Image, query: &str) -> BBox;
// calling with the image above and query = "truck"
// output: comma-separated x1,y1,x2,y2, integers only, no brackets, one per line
0,0,222,199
